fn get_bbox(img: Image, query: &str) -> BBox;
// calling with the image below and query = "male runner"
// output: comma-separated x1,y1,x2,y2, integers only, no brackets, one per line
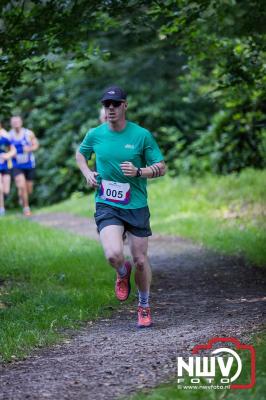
9,116,39,216
0,123,16,216
76,86,166,328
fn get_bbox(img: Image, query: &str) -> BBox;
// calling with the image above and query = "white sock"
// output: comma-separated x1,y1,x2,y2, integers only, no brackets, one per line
138,290,150,308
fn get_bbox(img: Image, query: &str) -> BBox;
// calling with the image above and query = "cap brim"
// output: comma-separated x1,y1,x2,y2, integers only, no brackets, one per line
101,95,125,102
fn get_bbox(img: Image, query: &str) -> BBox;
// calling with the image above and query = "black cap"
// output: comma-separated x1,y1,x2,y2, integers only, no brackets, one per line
100,85,127,102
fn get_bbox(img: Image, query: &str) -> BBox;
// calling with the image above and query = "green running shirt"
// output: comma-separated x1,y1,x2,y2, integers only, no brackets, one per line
79,121,164,209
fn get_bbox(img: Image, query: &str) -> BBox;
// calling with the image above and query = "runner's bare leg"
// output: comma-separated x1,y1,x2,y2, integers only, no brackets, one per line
15,174,29,208
99,225,125,270
0,175,4,210
2,173,11,196
127,233,151,292
26,180,34,196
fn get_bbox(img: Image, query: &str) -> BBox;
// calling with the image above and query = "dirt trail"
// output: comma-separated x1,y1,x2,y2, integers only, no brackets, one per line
0,212,265,400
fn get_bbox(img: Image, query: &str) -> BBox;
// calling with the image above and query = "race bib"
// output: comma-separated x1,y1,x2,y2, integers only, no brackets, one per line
99,180,130,205
16,153,29,164
0,155,4,164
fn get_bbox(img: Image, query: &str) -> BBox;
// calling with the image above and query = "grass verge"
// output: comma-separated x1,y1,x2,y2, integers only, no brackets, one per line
40,191,94,218
149,168,266,266
0,217,129,362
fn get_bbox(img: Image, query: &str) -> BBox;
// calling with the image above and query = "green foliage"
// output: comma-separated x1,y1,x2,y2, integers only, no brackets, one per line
1,1,265,205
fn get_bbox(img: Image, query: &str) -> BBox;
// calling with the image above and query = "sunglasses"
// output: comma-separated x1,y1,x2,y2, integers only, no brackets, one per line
102,100,124,108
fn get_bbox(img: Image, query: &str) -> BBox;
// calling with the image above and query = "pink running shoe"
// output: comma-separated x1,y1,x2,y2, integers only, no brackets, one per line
23,207,31,217
137,306,152,328
115,261,132,301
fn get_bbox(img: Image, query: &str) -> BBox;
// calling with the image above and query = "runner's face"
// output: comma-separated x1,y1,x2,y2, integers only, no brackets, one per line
11,117,23,129
104,101,127,123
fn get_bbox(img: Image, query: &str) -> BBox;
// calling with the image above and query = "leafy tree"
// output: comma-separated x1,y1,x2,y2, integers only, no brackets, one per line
1,0,265,205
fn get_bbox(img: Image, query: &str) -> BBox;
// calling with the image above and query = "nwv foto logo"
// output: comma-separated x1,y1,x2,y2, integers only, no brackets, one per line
177,337,256,390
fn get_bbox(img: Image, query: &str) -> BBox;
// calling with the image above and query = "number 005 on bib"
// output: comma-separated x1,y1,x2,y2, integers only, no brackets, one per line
99,180,131,205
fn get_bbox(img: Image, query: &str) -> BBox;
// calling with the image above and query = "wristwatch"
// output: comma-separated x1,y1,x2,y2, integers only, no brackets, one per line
136,167,142,177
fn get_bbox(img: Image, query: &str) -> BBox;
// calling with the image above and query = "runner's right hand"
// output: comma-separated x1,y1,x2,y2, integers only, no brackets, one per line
23,145,32,153
85,171,99,188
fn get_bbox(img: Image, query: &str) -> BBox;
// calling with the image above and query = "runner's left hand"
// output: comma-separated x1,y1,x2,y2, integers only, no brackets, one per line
120,161,137,177
0,153,9,160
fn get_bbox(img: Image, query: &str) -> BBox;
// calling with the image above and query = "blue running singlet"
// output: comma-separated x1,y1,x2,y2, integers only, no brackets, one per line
0,132,13,171
10,128,36,169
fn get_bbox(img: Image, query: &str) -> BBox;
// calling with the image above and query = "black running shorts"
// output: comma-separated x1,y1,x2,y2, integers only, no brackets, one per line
13,168,36,181
94,202,152,237
0,170,11,175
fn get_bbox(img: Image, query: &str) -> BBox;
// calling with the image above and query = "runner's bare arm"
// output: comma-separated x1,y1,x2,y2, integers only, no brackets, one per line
76,150,99,188
24,131,39,152
120,161,166,178
0,144,16,160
